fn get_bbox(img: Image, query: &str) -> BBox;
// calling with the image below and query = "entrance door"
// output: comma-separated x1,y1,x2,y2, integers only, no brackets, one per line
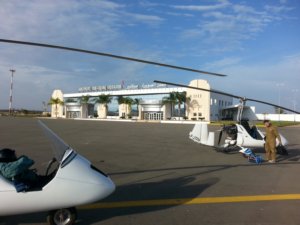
144,112,163,120
67,111,81,118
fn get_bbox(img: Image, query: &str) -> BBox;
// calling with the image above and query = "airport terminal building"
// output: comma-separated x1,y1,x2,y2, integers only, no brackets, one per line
50,80,233,122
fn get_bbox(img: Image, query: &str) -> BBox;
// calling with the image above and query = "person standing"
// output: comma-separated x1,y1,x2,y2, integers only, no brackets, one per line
263,120,282,163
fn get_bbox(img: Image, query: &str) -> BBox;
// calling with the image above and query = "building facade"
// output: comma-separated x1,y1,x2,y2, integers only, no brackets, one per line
50,79,233,121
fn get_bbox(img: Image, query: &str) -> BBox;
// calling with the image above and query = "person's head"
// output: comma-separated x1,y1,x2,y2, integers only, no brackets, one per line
0,148,17,163
263,120,271,127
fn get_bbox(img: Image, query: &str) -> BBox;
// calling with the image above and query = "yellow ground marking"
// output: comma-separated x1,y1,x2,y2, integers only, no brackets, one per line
79,194,300,210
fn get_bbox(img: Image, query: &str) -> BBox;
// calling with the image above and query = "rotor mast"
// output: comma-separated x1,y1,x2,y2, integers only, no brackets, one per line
237,98,246,123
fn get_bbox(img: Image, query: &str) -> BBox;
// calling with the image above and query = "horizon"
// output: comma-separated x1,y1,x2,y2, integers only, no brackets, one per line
0,0,299,113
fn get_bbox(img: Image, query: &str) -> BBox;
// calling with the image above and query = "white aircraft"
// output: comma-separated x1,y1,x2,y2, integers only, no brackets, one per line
154,80,299,153
0,121,115,225
188,121,288,152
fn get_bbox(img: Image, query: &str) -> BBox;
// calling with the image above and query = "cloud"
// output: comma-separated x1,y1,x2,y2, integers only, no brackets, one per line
171,1,229,12
124,12,164,26
176,1,296,53
0,0,164,47
0,1,125,51
0,0,168,109
206,54,300,112
264,5,294,13
204,57,242,69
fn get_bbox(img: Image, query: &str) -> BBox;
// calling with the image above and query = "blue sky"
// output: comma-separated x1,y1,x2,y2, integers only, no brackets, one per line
0,0,299,113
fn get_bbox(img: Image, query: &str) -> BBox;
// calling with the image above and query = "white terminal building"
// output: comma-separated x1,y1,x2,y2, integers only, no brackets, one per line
50,79,234,122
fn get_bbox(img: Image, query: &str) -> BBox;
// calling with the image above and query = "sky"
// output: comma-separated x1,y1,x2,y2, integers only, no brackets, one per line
0,0,299,113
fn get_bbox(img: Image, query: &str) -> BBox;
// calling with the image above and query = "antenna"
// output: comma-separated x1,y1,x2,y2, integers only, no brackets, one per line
9,69,15,115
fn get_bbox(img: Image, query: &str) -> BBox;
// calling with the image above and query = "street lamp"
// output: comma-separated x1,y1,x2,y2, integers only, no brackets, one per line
276,83,284,122
9,69,16,115
292,89,298,122
292,89,298,111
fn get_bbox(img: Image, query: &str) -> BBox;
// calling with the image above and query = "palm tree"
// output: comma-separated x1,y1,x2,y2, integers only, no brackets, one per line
183,92,191,119
95,94,112,118
133,98,141,117
175,91,190,119
80,95,90,104
48,97,64,118
117,96,125,118
162,92,177,117
124,97,134,118
80,95,91,118
117,96,125,105
117,96,133,118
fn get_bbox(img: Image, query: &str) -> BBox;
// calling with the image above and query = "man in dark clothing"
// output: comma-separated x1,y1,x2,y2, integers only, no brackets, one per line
0,148,39,191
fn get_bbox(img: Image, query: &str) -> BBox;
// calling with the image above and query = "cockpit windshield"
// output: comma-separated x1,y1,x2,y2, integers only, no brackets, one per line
38,120,72,163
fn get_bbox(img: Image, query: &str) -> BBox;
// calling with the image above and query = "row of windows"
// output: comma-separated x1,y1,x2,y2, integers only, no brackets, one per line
193,112,202,116
192,94,202,98
210,99,232,107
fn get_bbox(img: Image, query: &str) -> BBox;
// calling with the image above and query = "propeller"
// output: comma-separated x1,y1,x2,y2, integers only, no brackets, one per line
154,80,300,114
217,125,224,145
217,124,237,145
0,39,227,77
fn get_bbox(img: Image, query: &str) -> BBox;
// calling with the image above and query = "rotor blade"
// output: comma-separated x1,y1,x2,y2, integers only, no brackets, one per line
246,98,300,114
0,39,227,77
154,80,300,114
154,80,241,99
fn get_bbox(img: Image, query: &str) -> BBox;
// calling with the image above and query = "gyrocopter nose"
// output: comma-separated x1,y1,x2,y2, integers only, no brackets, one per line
57,153,116,202
90,164,116,197
99,174,115,197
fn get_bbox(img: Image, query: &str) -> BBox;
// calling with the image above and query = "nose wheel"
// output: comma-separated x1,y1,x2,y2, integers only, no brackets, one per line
47,207,77,225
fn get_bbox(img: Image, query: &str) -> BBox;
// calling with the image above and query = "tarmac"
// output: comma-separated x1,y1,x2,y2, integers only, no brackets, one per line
1,117,300,225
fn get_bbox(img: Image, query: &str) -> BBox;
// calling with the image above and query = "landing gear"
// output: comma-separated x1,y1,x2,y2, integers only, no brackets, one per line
47,207,77,225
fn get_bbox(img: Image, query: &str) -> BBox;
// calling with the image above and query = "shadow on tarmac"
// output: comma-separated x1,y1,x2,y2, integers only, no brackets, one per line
215,144,300,163
0,176,219,225
108,156,300,178
1,156,300,225
77,176,219,225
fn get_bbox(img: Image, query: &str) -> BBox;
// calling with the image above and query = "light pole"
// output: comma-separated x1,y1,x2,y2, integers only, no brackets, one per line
292,89,298,122
9,69,16,115
276,83,284,122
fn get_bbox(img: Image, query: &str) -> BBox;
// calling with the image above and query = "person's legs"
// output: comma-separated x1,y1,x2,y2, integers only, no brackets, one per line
265,143,271,161
270,142,277,162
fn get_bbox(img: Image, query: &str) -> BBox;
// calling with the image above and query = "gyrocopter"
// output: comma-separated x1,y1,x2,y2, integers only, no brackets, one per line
0,121,115,225
154,80,299,153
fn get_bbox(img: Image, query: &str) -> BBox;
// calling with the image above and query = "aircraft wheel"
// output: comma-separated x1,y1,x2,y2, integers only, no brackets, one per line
47,207,77,225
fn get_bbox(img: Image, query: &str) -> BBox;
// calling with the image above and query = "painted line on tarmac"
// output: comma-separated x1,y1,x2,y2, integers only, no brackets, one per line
79,194,300,210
